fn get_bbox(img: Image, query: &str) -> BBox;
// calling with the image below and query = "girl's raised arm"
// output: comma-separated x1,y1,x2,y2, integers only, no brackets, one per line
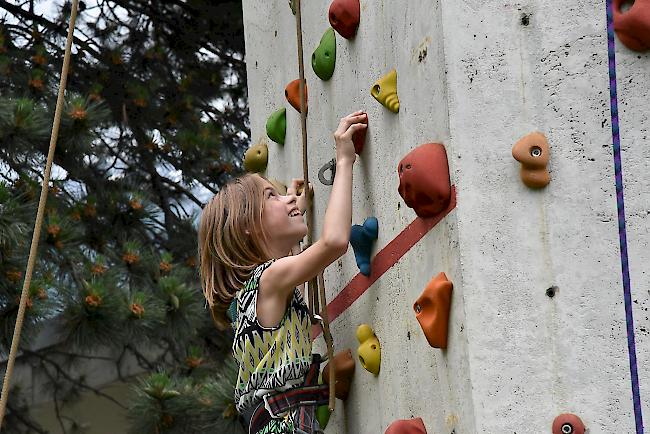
257,111,367,325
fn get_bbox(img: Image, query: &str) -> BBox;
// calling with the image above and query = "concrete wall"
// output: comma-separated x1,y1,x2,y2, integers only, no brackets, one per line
242,0,648,433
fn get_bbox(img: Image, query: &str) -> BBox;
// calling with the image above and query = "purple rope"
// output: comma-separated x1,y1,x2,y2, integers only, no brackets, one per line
606,2,644,432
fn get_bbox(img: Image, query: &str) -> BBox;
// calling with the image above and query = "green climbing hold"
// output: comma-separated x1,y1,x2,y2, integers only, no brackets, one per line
266,108,286,145
316,405,331,429
311,28,336,81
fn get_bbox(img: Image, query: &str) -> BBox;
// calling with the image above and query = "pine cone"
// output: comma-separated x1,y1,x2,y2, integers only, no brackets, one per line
130,303,145,318
90,264,108,275
85,294,102,308
6,270,22,283
159,261,173,273
185,357,203,369
69,107,87,120
122,253,140,265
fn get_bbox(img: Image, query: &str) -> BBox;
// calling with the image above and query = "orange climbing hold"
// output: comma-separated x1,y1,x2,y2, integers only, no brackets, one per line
285,79,308,114
512,132,550,189
414,272,453,349
398,143,451,218
322,349,355,400
356,324,380,375
613,0,650,52
385,417,428,434
552,414,585,434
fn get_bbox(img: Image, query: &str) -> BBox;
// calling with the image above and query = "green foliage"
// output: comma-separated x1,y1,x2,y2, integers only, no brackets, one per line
0,1,248,432
128,357,244,434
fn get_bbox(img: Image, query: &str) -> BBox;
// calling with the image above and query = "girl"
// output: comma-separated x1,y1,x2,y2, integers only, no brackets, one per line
198,111,368,434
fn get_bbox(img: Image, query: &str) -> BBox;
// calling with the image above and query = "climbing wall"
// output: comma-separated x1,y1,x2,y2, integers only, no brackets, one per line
241,0,649,432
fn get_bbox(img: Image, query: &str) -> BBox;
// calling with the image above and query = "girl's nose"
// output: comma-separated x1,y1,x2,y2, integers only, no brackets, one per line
283,193,297,204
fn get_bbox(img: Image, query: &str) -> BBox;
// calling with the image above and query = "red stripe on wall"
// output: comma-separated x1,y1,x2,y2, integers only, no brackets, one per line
313,186,456,338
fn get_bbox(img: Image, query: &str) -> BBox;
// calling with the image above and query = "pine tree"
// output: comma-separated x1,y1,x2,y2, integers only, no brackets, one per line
0,1,247,432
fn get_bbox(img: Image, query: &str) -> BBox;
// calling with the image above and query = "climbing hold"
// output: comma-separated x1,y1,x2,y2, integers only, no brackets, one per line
322,349,355,400
288,0,297,15
318,158,336,186
398,143,451,218
613,0,650,52
512,132,550,189
385,417,428,434
312,28,336,81
356,324,380,375
269,179,287,195
328,0,360,39
414,272,453,349
265,108,286,145
371,69,399,113
285,79,308,114
552,414,585,434
350,217,378,276
315,405,331,429
243,141,268,173
352,113,368,154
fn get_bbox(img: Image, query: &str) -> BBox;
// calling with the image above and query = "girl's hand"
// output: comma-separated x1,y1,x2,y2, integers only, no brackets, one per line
333,110,367,164
287,178,312,215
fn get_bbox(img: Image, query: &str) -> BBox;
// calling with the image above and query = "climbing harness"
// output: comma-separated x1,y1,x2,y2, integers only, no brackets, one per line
242,354,329,434
0,0,80,425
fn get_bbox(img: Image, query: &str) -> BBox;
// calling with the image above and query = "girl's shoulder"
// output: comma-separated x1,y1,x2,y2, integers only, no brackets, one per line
241,259,276,293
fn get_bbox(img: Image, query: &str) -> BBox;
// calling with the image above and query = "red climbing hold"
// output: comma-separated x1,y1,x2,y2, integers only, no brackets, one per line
613,0,650,52
552,414,585,434
285,79,308,114
414,272,453,349
398,143,451,218
352,113,368,154
385,417,428,434
328,0,360,39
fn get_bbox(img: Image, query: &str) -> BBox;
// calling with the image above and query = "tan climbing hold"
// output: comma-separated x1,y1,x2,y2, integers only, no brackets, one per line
512,132,550,189
322,349,355,400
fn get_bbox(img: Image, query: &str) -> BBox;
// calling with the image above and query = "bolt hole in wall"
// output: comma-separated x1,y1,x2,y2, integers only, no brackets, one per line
520,13,531,26
546,286,558,298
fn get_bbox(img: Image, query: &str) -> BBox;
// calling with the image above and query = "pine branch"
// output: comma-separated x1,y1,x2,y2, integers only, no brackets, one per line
24,349,129,410
0,0,102,58
7,401,48,434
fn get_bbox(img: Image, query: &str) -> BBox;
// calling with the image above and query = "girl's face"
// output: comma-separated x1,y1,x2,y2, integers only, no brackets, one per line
259,179,307,255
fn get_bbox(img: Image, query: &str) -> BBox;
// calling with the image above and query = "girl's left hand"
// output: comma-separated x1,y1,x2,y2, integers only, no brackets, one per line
287,178,312,214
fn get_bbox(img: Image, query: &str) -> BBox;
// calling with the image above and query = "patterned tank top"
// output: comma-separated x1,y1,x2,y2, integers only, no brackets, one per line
231,260,313,413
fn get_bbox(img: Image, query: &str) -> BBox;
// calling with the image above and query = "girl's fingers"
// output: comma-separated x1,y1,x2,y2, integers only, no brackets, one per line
337,112,367,133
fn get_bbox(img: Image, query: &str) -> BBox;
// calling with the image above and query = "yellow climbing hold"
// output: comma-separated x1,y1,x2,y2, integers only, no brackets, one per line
370,69,399,113
243,141,268,173
356,324,381,375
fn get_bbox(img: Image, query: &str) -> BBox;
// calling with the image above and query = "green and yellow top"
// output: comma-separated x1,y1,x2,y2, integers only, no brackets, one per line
231,260,313,413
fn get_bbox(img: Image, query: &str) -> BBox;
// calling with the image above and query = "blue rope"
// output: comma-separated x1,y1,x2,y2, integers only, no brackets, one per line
606,2,644,432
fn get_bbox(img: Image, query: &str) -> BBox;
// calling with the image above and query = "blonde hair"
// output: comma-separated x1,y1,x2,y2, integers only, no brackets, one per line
198,173,272,329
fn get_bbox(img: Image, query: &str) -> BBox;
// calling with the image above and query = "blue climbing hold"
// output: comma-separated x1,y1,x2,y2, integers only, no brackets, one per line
350,217,378,276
